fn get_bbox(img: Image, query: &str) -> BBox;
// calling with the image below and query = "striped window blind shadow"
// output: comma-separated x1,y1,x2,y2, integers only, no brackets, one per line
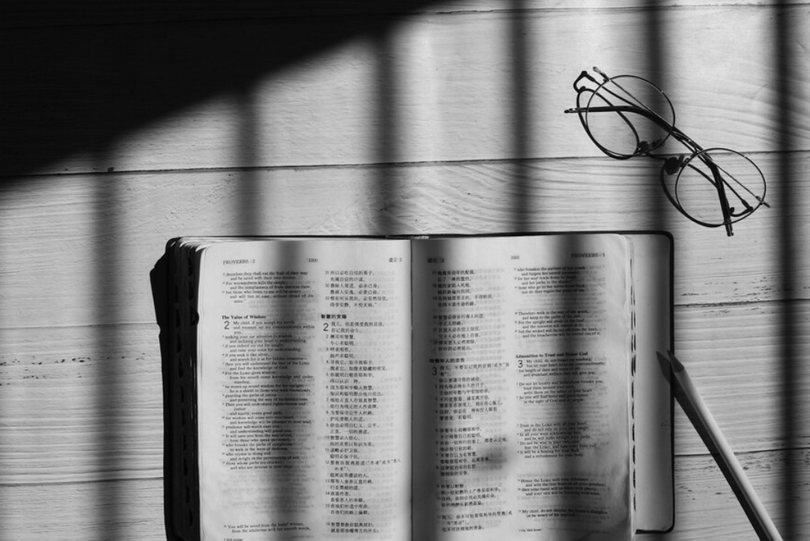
775,2,801,539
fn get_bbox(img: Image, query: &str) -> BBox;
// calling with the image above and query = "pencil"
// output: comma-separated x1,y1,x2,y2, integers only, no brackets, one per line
666,350,783,541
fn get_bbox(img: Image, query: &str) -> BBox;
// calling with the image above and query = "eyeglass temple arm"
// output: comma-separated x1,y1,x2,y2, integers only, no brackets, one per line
565,103,673,130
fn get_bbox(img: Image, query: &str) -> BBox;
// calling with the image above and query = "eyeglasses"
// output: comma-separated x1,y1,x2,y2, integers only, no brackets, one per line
564,67,768,236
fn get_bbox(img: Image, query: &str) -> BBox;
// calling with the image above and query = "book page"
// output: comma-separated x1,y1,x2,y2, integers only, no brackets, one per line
630,234,674,531
195,238,411,541
411,234,634,541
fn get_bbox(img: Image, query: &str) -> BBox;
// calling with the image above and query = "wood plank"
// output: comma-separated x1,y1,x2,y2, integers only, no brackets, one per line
0,478,165,541
0,303,806,485
3,5,807,176
0,325,163,485
637,449,810,540
672,302,810,456
3,0,805,28
1,154,806,328
0,450,806,540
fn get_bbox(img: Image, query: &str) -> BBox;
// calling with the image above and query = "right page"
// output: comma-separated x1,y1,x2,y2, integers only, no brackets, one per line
411,234,635,541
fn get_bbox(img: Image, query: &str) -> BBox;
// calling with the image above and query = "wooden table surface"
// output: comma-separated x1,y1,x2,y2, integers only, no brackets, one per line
1,1,808,539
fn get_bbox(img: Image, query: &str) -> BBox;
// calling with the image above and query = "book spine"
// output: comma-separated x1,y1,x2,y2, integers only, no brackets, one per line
165,242,201,541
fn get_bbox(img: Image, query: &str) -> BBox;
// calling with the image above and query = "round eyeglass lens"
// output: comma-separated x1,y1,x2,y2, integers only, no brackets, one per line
662,148,767,228
582,75,675,159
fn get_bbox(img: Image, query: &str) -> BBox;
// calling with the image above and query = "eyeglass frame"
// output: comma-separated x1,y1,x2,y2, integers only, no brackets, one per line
564,67,768,236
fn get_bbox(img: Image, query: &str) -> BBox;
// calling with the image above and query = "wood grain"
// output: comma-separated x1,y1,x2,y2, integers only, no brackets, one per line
1,1,807,539
4,1,807,29
1,154,807,327
0,451,806,540
0,302,806,486
3,4,808,176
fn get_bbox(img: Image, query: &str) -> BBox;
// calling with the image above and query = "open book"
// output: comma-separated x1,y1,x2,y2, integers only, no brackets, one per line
151,232,674,541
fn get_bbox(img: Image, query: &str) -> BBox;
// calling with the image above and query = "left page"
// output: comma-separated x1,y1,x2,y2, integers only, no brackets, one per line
195,238,411,541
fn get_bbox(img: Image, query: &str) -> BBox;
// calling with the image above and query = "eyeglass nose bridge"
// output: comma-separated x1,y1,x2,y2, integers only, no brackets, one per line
572,70,601,93
663,155,687,175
